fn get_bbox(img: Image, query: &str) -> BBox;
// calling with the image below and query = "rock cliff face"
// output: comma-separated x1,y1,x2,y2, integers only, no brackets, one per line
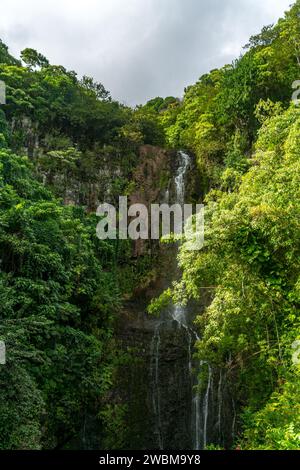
116,258,232,451
37,144,176,213
117,311,194,450
113,149,202,450
36,140,235,450
129,145,176,257
113,148,236,451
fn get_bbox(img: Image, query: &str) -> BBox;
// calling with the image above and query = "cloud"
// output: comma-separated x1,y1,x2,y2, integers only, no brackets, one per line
0,0,293,105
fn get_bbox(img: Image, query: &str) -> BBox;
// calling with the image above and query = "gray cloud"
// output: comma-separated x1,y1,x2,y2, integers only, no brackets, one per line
0,0,292,105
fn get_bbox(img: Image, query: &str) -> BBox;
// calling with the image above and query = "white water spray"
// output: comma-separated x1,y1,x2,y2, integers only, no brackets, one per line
150,324,163,449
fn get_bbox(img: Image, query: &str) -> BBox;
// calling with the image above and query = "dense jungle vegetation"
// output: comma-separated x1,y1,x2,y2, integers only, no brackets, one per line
0,0,299,450
148,1,300,449
0,36,164,449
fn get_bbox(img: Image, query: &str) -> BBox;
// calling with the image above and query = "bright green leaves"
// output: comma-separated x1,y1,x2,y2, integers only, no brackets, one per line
0,150,121,448
20,48,49,70
176,104,300,449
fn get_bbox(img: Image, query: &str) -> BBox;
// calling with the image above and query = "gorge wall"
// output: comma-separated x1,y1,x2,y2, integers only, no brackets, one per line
112,148,236,450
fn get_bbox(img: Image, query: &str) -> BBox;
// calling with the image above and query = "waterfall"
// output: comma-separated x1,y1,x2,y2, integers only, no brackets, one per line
172,304,188,327
150,323,163,450
203,364,212,449
217,370,223,439
192,358,203,450
187,327,192,375
171,305,204,450
231,398,236,443
150,151,195,450
175,150,190,204
191,359,213,450
193,392,201,450
148,150,226,450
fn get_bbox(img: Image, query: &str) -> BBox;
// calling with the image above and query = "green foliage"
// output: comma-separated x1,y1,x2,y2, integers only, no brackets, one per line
0,150,121,448
1,1,300,451
147,289,172,317
0,51,151,152
176,104,300,449
20,48,49,69
0,364,44,449
0,40,20,66
242,374,300,449
99,404,128,449
158,12,300,451
80,75,111,101
155,3,300,192
120,106,166,146
0,37,165,450
145,96,179,113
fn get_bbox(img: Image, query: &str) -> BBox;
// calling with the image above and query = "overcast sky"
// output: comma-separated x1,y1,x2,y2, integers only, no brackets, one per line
0,0,293,105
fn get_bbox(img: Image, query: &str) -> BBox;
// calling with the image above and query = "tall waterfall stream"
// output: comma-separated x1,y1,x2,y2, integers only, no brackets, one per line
149,151,212,450
118,150,236,451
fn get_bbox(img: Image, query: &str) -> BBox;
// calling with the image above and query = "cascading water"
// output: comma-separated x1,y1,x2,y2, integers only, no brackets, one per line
217,370,223,437
173,151,212,450
203,364,212,449
174,151,190,205
170,305,203,449
148,150,232,450
149,150,205,449
114,150,236,451
192,359,202,450
150,324,163,450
